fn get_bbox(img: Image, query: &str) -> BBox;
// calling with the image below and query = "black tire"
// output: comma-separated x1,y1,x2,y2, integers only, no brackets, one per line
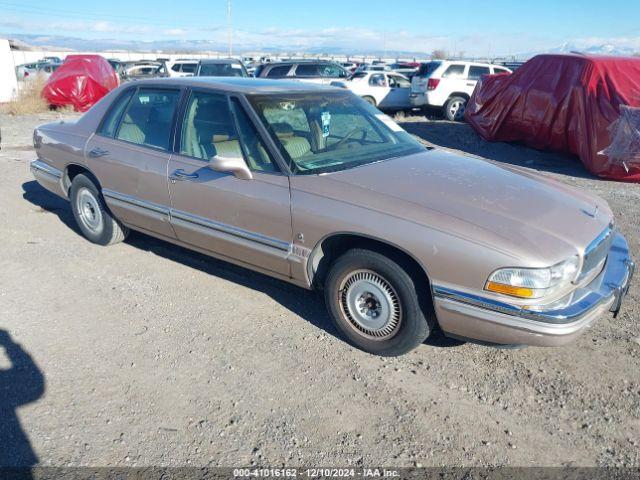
362,96,377,106
69,174,128,246
324,248,434,356
444,96,467,122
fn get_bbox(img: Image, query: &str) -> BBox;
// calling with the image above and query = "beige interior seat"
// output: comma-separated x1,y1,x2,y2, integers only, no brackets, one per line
118,113,146,144
271,122,311,159
212,134,242,157
212,134,274,171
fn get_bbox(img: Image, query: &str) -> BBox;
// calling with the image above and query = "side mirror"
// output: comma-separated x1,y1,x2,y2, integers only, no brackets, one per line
210,155,253,180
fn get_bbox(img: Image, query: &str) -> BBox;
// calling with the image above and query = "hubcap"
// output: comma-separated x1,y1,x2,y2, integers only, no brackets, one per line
76,187,103,234
339,269,402,340
449,100,465,120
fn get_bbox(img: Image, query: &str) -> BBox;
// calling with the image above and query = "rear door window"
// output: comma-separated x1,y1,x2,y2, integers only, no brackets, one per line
441,64,466,78
266,65,291,78
295,64,321,77
320,64,346,78
182,63,197,74
468,66,491,80
99,89,135,137
388,75,410,88
115,88,180,151
369,74,387,87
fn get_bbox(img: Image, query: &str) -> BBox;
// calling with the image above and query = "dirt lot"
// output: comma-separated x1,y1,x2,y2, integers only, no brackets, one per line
0,111,639,468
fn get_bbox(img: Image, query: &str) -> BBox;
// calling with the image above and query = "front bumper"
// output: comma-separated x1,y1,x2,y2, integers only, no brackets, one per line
433,232,634,346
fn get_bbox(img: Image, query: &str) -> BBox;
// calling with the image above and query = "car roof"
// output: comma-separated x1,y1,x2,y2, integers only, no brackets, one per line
198,58,242,64
126,76,343,94
267,59,337,66
438,60,508,68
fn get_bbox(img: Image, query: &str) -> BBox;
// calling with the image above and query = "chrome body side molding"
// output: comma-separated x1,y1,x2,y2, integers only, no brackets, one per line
30,159,63,179
170,210,290,252
102,189,169,215
30,160,66,197
102,188,291,255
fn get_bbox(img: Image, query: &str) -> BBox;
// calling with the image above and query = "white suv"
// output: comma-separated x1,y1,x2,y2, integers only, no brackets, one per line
410,60,511,120
166,60,198,77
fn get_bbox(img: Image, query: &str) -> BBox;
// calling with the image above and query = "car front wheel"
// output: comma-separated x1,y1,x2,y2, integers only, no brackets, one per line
324,248,434,356
70,173,128,246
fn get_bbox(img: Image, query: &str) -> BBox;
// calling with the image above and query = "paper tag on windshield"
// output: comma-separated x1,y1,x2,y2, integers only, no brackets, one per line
321,111,331,137
232,64,243,69
375,113,404,132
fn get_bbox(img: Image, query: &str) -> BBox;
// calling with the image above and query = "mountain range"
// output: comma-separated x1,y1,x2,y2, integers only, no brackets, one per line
4,33,639,59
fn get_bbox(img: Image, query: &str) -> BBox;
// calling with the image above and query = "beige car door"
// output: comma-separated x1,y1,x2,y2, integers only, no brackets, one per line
167,90,292,277
86,86,182,239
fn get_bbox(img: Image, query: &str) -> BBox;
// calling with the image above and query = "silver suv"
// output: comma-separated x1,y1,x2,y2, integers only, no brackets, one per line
254,60,349,85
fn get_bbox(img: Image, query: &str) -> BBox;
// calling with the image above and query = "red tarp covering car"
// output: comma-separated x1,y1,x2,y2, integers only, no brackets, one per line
465,54,640,182
42,55,119,112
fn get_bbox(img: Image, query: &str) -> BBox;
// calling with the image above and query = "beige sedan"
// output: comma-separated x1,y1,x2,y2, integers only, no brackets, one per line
31,77,634,356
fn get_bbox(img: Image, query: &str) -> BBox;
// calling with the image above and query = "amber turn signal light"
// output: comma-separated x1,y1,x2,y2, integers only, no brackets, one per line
485,281,534,298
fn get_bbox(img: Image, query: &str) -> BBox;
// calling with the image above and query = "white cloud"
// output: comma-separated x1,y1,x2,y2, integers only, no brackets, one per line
164,28,187,36
1,14,639,56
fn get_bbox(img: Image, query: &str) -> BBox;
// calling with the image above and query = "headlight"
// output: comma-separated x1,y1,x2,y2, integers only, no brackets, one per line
485,256,580,299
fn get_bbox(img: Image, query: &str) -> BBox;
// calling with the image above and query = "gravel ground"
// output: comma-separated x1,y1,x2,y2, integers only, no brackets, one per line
0,111,638,468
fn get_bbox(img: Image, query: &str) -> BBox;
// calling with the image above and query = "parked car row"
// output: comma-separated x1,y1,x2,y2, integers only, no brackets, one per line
248,58,513,118
16,60,62,80
21,53,512,119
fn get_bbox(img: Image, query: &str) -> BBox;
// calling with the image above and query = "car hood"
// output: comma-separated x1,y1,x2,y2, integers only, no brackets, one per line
296,149,612,264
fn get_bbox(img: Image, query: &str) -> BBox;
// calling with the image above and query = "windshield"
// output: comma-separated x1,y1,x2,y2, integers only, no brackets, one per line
198,62,247,77
247,92,425,175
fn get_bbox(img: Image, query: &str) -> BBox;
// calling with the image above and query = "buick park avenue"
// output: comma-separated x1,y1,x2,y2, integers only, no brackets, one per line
31,78,634,356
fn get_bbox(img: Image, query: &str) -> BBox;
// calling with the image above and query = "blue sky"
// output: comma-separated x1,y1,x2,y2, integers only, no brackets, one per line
1,0,639,55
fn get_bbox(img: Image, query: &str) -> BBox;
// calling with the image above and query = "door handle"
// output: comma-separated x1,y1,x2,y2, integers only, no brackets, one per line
466,82,475,86
88,147,109,157
171,169,199,180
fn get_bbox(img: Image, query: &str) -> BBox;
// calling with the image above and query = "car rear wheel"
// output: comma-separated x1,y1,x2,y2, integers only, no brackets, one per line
324,248,433,356
362,96,377,106
70,174,128,246
444,96,467,121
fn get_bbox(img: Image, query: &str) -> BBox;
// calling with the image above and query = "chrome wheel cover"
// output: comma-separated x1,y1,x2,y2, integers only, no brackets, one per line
76,187,103,234
449,100,465,120
339,269,402,340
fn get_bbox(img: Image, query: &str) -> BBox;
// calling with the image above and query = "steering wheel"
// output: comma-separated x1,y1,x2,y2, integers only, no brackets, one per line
329,127,368,150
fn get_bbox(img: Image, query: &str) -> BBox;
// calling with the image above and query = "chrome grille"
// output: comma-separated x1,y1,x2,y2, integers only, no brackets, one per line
578,226,614,282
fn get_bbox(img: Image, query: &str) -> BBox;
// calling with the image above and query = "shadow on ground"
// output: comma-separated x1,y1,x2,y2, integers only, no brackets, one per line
0,329,45,470
22,181,461,351
401,119,598,180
